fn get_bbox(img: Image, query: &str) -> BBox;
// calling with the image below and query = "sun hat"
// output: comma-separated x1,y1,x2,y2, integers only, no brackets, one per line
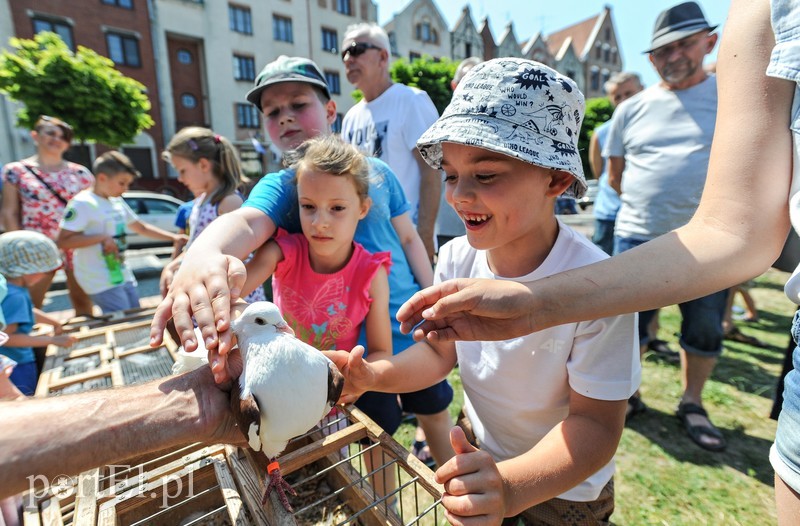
246,56,331,112
417,57,587,198
644,2,717,54
0,231,62,279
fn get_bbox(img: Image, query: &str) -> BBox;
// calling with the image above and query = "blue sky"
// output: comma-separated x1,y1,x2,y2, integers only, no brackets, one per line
377,0,732,89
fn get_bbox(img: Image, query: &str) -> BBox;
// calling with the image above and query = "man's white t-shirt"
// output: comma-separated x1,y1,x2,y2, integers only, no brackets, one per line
435,223,641,501
60,190,138,294
342,83,439,224
604,76,718,240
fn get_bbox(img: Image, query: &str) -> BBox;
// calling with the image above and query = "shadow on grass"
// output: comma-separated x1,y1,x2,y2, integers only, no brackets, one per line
626,406,775,486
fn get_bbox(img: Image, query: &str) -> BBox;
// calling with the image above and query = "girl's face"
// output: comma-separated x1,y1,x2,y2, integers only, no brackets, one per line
33,125,70,158
171,155,215,196
441,142,572,277
297,169,369,272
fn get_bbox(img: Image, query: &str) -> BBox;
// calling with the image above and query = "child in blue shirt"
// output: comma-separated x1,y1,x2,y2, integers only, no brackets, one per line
0,231,76,394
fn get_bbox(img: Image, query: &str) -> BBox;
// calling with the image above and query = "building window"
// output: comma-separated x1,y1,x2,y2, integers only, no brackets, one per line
590,68,600,91
465,42,472,57
229,5,253,35
236,103,260,129
106,32,141,67
335,0,352,16
181,93,197,109
177,49,193,64
234,54,256,81
324,71,341,95
273,15,293,43
611,48,617,64
332,113,343,133
605,28,611,41
32,17,74,50
603,44,610,63
102,0,133,8
388,31,398,56
416,22,437,44
322,28,338,53
409,51,421,62
601,69,610,87
595,43,602,59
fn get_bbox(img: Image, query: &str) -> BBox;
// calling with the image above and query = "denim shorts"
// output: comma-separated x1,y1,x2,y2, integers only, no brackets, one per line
615,236,728,357
9,361,38,396
90,281,140,315
771,311,800,493
354,379,454,435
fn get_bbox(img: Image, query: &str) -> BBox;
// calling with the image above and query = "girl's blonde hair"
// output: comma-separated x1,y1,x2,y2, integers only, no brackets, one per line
162,127,247,205
284,135,370,202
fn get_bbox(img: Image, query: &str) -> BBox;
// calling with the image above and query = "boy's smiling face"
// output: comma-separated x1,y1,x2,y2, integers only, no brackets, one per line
260,83,337,152
441,142,573,277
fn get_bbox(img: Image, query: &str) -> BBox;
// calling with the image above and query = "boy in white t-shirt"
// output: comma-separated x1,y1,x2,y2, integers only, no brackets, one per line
57,151,185,314
327,58,640,524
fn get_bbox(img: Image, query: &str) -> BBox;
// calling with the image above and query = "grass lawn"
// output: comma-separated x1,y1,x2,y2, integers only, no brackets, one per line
393,268,794,525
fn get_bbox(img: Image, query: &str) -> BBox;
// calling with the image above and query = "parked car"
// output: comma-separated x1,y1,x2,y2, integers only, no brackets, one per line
577,179,599,211
122,191,186,248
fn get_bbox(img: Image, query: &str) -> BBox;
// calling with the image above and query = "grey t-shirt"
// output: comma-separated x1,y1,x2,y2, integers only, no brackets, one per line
604,76,718,240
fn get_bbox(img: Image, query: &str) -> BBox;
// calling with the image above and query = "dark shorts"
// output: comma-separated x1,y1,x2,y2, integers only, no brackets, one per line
615,235,728,357
354,379,453,435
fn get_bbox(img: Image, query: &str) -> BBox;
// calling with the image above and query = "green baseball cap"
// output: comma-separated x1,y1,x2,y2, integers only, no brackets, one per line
246,56,331,112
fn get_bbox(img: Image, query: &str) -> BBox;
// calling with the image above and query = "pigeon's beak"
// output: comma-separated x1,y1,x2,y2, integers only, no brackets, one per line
276,321,294,337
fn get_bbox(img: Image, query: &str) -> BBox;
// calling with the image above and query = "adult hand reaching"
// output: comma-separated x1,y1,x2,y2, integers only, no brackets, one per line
397,278,538,342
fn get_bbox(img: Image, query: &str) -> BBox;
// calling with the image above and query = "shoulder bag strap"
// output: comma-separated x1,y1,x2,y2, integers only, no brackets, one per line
21,163,69,205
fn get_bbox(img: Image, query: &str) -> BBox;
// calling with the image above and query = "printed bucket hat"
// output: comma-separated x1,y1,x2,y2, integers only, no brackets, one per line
417,57,587,198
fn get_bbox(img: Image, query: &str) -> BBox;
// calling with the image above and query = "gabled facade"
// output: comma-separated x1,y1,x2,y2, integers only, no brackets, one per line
478,16,496,61
450,5,483,62
545,5,621,98
383,0,450,62
495,22,521,58
521,32,554,67
551,37,586,93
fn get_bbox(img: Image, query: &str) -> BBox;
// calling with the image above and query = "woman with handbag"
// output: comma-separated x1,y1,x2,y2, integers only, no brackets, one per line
0,116,94,317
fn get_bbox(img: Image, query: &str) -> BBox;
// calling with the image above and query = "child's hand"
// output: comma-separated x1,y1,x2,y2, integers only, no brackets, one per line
0,364,24,400
435,426,508,525
101,236,119,256
322,345,374,405
51,334,77,348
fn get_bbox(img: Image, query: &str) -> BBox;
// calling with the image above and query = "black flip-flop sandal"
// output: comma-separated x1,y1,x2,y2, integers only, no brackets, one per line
676,402,727,452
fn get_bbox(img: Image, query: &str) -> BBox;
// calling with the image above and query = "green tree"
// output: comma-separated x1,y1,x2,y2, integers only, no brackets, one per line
579,97,614,179
352,56,458,115
0,32,153,147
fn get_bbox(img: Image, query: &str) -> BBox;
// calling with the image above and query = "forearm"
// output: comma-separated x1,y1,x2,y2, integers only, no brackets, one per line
33,308,63,329
498,411,623,515
57,232,108,250
5,333,58,348
132,222,180,242
0,372,207,498
184,208,269,261
416,173,441,246
0,211,18,231
369,343,453,393
393,214,434,287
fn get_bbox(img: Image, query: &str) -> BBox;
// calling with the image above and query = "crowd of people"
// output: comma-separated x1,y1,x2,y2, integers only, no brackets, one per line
1,0,799,524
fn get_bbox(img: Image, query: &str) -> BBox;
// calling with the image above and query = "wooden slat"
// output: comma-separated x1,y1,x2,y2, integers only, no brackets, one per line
97,504,117,526
110,360,124,387
46,366,112,390
212,457,250,525
73,468,99,525
40,496,63,526
22,499,41,526
224,447,288,526
278,422,367,476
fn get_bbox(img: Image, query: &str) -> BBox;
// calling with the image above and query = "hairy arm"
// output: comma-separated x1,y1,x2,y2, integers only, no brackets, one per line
607,157,624,195
0,362,243,499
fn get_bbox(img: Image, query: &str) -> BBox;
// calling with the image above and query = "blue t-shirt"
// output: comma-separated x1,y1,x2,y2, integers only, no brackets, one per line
591,121,621,222
0,283,35,364
175,201,193,233
244,157,420,354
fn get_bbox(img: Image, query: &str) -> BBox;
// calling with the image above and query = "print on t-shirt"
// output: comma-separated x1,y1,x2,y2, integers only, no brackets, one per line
347,121,389,159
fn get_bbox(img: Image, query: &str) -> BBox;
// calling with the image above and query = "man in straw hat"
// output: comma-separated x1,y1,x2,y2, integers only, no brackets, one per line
604,2,726,451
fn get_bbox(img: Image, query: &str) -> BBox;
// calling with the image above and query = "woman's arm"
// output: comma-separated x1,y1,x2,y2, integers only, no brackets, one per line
1,182,20,231
363,265,392,360
240,240,283,298
399,0,795,341
588,132,604,179
391,212,434,287
217,193,244,215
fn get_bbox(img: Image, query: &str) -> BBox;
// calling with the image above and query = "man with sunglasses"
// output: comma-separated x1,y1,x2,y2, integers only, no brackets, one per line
340,23,441,263
604,2,726,452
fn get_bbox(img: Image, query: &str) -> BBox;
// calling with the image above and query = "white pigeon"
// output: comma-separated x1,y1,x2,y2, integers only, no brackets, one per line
171,328,209,375
230,301,344,511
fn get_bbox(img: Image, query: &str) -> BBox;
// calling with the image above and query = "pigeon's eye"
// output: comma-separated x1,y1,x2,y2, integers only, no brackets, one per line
255,317,267,326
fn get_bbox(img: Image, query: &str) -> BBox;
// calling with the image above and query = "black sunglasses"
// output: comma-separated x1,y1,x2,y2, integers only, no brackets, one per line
341,41,382,61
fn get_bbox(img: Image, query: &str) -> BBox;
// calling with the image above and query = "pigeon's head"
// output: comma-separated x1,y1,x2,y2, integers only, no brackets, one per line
230,301,290,340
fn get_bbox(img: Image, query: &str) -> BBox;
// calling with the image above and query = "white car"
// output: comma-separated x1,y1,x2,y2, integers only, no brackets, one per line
122,191,186,248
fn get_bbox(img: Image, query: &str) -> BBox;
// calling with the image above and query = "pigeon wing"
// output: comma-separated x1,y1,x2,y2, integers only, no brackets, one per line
232,381,264,452
327,360,344,410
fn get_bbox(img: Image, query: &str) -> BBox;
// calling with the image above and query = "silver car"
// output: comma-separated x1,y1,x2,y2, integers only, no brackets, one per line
122,191,186,248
